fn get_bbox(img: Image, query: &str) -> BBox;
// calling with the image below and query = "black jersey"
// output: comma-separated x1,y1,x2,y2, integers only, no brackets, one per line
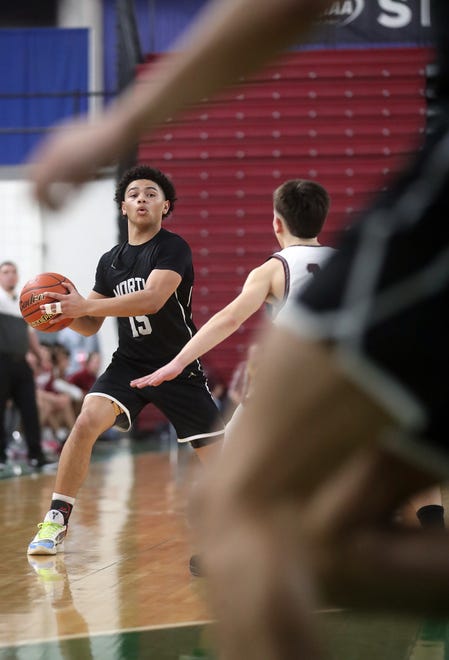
93,228,198,371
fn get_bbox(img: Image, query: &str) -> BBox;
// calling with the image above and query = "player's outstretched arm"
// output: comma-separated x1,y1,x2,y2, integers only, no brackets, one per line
128,296,245,388
29,0,330,209
130,263,276,388
131,358,186,388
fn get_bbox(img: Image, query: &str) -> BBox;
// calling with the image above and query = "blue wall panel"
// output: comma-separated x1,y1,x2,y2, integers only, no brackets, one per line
103,0,206,96
0,28,88,165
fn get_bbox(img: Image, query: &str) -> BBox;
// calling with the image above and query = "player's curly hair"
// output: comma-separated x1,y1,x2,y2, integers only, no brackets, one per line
114,165,177,216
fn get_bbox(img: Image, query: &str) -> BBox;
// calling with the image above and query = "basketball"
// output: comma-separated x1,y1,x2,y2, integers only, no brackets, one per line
19,272,74,333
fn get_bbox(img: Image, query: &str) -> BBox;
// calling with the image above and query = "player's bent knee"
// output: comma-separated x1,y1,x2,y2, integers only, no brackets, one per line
73,406,112,439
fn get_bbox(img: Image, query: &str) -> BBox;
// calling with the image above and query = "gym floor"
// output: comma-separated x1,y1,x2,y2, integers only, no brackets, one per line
0,436,448,659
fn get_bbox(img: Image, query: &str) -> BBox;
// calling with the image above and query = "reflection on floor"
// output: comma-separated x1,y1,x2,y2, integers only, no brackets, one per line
0,433,449,659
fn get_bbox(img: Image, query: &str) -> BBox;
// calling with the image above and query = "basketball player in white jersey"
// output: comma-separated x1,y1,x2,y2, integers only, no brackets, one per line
130,178,333,578
130,179,335,392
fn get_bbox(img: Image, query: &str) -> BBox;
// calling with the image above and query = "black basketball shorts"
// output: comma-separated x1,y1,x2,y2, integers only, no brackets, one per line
87,356,224,447
279,124,449,476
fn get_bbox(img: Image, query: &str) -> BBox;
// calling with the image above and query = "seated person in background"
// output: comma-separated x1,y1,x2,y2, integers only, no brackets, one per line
29,344,55,428
227,359,248,411
50,343,84,409
57,327,100,376
200,359,229,415
227,343,259,411
223,343,260,438
67,351,102,415
68,350,118,443
34,344,77,446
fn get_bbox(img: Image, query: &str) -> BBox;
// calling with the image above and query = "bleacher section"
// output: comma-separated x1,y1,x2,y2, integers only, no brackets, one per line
138,46,432,384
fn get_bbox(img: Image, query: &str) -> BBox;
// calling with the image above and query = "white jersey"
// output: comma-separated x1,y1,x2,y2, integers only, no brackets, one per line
269,245,336,323
224,243,336,443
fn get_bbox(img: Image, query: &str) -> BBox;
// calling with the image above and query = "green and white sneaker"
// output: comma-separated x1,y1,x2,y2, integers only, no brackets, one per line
27,510,67,555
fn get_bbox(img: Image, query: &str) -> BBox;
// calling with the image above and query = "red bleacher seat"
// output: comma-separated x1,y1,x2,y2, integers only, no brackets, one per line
138,46,431,383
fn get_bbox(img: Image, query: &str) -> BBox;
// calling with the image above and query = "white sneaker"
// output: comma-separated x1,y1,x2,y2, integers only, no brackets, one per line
27,510,67,555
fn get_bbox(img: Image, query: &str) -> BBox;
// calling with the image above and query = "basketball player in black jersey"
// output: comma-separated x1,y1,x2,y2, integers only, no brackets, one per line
28,164,224,556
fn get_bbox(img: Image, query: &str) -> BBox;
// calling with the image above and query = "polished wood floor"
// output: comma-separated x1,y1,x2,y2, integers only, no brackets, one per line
1,438,449,659
0,440,212,651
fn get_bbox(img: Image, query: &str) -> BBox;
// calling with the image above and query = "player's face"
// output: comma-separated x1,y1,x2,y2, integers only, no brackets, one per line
121,179,170,226
0,264,18,292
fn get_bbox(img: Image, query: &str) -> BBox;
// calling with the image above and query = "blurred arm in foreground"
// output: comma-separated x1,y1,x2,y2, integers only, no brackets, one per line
28,0,329,208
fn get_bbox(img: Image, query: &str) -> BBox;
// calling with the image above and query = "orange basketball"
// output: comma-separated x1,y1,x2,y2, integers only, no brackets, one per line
19,272,74,333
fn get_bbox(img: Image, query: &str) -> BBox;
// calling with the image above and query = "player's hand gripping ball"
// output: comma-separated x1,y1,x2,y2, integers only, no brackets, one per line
19,272,74,332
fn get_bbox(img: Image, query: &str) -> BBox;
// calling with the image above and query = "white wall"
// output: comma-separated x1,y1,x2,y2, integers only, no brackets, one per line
0,180,43,280
40,178,119,370
58,0,104,117
0,0,116,370
0,175,119,370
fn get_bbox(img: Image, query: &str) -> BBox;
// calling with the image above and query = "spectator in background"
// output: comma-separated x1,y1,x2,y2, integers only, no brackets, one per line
49,343,84,431
67,350,118,441
0,261,51,469
56,327,100,376
32,343,77,449
227,359,248,411
67,351,102,415
227,343,260,412
199,359,229,415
